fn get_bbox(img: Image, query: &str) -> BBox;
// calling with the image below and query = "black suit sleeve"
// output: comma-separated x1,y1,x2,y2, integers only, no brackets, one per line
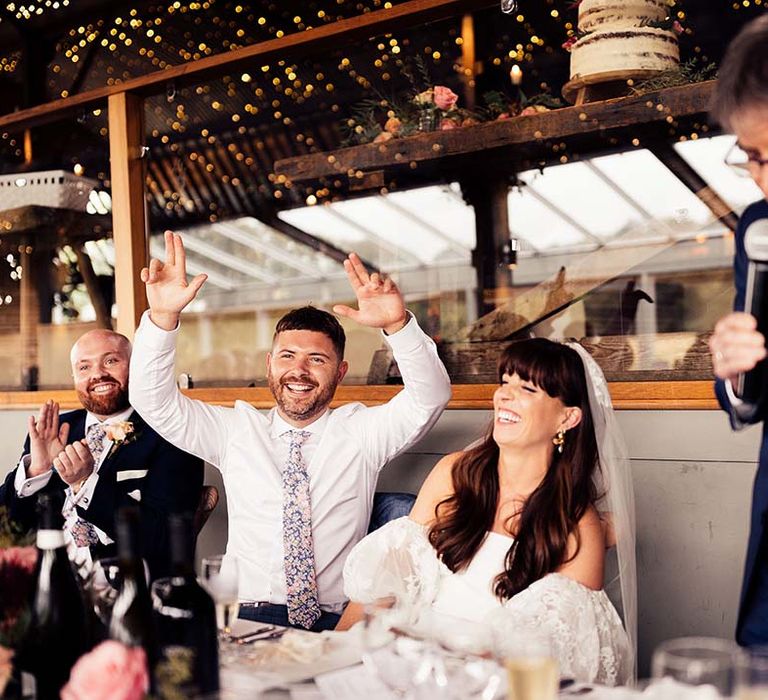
79,436,203,580
0,434,66,532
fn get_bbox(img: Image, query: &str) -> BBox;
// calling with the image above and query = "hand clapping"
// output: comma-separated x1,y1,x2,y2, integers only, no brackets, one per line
53,441,95,492
27,400,70,478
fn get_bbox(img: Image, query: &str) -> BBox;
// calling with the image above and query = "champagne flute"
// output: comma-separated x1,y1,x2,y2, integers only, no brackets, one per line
493,629,558,700
200,555,239,638
651,636,741,697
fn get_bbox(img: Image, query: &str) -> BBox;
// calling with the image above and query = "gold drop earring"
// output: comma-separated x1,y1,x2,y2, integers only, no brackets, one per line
553,429,565,453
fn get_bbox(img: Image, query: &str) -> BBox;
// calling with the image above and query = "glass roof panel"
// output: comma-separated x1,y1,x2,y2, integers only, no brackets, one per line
507,186,588,250
384,184,476,252
589,149,714,229
278,204,415,270
673,134,764,214
517,161,643,242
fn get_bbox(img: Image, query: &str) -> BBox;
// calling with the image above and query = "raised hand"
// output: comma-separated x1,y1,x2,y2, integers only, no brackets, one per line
710,311,767,384
333,253,408,334
53,441,95,492
28,400,71,478
141,231,208,331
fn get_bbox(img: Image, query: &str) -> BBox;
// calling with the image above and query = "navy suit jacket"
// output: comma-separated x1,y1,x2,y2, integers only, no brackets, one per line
716,199,768,645
0,408,203,580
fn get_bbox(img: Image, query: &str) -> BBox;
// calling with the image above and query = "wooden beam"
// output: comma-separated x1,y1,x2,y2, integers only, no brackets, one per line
0,380,718,411
0,0,496,132
108,92,148,339
276,81,716,182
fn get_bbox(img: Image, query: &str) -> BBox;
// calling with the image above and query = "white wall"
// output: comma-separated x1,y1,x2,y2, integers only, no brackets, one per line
0,407,760,678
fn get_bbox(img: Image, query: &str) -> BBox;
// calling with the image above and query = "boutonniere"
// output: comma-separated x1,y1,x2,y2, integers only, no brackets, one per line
105,421,136,447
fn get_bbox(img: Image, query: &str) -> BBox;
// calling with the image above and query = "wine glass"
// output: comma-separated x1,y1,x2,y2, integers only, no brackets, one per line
651,636,742,697
493,629,558,700
200,555,239,639
735,646,768,699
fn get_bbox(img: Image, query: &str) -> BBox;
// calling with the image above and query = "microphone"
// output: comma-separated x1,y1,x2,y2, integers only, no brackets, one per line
736,219,768,402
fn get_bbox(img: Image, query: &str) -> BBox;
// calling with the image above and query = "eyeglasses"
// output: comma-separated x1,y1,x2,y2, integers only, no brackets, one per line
724,140,768,177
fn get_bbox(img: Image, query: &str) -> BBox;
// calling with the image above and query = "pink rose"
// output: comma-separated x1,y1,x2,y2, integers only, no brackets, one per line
433,85,458,111
384,117,402,134
373,131,394,143
497,112,510,120
62,641,149,700
672,20,684,35
0,546,37,572
0,646,13,696
562,36,578,52
440,119,459,130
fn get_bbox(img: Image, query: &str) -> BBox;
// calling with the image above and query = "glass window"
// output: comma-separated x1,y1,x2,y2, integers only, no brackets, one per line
0,113,113,389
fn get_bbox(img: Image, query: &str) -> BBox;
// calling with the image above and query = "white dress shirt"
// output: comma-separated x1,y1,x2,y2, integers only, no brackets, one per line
129,310,451,611
14,406,134,565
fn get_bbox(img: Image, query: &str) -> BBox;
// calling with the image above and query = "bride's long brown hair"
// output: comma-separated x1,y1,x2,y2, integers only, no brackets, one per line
428,338,600,600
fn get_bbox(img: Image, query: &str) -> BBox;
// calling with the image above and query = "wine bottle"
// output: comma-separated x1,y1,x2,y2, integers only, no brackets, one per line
20,493,90,700
108,507,159,685
152,513,220,698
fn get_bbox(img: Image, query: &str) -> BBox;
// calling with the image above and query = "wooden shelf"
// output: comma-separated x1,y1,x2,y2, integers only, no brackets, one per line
275,80,715,184
0,380,718,412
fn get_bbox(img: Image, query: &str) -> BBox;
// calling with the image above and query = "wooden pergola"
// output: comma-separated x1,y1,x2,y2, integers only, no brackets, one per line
0,0,736,410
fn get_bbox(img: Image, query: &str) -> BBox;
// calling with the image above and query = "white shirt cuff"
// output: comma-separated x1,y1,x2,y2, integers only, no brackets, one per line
381,312,432,353
137,309,180,350
13,456,53,497
725,379,743,407
725,378,757,422
71,471,100,510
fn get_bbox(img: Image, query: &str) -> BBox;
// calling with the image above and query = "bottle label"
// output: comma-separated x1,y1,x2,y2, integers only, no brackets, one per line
37,529,66,549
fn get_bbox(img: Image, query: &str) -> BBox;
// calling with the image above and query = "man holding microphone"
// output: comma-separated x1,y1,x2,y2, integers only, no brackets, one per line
709,14,768,646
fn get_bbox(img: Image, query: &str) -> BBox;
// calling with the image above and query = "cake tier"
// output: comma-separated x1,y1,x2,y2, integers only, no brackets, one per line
570,28,679,80
578,0,670,33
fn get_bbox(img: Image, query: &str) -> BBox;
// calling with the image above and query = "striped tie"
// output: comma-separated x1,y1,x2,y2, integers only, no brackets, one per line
282,429,321,629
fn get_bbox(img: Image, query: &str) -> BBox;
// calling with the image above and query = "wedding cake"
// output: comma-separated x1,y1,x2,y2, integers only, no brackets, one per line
569,0,679,81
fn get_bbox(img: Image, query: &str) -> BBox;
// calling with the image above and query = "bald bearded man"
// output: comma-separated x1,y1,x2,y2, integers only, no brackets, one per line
0,329,203,580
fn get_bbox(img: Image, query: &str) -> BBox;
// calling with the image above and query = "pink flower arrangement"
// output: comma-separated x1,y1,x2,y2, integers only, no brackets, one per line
384,116,402,134
0,546,37,572
672,20,684,35
62,641,149,700
0,545,37,647
433,86,459,111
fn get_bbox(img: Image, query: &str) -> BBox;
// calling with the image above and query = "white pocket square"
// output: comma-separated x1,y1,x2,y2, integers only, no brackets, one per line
116,470,148,482
127,489,142,502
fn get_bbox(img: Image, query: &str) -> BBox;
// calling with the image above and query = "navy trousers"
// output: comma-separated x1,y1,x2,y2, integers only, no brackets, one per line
238,603,341,632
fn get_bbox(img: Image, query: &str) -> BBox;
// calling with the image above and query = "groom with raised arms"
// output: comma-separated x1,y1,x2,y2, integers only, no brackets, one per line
129,232,452,631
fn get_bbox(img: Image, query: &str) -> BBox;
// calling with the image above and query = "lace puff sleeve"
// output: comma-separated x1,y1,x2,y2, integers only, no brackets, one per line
489,573,632,686
343,517,444,607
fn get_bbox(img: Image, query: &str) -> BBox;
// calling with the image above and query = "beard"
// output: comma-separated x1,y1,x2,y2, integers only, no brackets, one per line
77,378,130,416
267,371,337,423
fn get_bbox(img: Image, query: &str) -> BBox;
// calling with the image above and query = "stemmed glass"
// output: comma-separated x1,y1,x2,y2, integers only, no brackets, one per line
651,636,742,697
361,601,502,699
200,555,240,639
493,629,558,700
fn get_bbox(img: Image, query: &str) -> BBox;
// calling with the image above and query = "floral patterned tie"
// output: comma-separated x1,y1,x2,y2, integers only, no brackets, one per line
71,423,107,548
282,429,321,629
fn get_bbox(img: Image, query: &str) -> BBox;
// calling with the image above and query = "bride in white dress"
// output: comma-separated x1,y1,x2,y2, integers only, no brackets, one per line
337,338,635,686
